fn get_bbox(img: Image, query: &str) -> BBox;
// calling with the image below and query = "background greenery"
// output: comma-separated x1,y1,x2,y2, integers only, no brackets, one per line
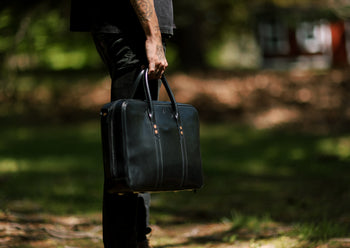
0,0,349,73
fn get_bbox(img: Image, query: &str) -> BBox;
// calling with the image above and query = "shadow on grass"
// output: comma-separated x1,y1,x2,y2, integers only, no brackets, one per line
0,120,350,242
0,121,104,214
152,124,350,218
150,124,350,243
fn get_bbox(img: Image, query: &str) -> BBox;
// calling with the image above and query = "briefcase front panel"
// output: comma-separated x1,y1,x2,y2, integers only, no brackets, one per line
101,99,203,193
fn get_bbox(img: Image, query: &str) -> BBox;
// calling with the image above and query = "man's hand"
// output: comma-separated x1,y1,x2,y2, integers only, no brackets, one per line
130,0,168,79
145,36,168,79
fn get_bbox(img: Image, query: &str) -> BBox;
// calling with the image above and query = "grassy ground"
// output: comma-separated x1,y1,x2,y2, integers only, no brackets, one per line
1,120,350,247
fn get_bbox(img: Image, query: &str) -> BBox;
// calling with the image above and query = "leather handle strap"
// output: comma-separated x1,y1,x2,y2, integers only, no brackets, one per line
135,69,180,120
141,69,155,119
161,74,180,120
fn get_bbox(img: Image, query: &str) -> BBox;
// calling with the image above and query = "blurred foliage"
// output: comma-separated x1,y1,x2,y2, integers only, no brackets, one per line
0,1,99,71
172,0,347,69
0,0,348,72
328,0,350,19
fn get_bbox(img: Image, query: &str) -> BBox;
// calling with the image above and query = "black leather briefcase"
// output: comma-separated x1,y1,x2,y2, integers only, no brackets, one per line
100,69,203,193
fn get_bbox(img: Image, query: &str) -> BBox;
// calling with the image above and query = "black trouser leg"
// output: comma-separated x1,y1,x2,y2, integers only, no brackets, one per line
102,190,138,247
93,33,160,247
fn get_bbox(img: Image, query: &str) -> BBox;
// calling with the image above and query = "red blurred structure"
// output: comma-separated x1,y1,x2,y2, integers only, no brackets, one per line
257,8,350,69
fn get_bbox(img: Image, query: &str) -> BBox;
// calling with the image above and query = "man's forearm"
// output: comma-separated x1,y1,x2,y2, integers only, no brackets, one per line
130,0,168,78
130,0,161,39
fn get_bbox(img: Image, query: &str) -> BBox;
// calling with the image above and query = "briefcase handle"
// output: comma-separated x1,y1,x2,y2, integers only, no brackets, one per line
135,69,180,121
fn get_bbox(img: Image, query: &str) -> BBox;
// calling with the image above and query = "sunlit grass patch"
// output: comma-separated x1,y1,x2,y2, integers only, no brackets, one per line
317,135,350,160
222,211,286,241
292,221,349,241
0,158,27,172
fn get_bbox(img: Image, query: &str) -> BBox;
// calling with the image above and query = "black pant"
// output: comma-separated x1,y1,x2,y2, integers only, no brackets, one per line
93,32,162,247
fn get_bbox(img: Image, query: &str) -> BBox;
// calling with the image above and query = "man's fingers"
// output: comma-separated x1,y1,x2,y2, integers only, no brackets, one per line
148,62,167,79
149,62,156,72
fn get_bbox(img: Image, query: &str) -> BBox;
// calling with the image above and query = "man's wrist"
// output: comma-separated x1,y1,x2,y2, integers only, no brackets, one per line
145,26,162,41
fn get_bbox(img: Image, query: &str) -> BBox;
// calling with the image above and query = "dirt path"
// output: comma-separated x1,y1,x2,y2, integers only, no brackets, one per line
0,214,250,248
150,222,251,248
0,212,347,248
0,212,258,247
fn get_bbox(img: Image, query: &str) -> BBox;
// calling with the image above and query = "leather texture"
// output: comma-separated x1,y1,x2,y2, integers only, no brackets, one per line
100,70,203,193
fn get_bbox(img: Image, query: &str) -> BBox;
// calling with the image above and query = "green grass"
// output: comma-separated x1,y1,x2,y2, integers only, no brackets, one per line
0,121,104,214
1,121,350,244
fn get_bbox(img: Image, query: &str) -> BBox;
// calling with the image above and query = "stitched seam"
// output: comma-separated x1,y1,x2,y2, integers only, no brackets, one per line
121,101,131,188
109,101,119,178
155,135,163,188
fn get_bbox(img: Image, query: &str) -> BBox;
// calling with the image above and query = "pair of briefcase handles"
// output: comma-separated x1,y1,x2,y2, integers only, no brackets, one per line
135,69,184,135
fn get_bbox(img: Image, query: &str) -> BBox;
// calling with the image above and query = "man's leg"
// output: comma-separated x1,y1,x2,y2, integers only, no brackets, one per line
102,191,138,247
93,33,159,247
